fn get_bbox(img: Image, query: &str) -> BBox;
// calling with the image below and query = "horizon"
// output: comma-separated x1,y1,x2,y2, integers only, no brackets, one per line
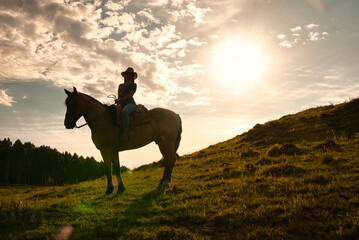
1,0,359,168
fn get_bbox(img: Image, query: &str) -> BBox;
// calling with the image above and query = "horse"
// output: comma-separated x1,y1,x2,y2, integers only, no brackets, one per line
64,87,182,194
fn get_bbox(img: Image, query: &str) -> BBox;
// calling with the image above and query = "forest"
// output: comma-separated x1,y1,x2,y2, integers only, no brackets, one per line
0,138,106,185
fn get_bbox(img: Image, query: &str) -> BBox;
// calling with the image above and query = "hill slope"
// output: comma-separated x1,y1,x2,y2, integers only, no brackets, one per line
242,97,359,145
1,99,359,239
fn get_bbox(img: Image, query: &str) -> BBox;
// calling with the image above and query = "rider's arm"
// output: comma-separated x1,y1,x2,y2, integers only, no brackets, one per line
120,83,136,102
121,91,135,102
116,84,122,105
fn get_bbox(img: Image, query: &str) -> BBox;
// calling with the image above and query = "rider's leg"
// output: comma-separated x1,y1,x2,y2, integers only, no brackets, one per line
121,103,137,136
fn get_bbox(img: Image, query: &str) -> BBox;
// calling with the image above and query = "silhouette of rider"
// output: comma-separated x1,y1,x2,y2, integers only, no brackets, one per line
115,67,137,141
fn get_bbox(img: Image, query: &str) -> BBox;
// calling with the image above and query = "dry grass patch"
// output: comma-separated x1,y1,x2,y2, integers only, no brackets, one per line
262,164,306,177
267,144,305,157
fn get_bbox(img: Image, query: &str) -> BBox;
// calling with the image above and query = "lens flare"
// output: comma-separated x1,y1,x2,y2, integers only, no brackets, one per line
54,225,74,240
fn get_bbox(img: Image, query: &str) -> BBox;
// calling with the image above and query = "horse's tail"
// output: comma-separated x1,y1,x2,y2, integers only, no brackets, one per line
174,114,182,153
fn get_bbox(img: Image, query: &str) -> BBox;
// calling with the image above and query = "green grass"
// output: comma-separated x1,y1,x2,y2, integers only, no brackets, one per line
1,99,359,239
1,140,358,239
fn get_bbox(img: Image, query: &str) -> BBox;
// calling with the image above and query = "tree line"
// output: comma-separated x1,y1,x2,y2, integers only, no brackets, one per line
0,138,106,185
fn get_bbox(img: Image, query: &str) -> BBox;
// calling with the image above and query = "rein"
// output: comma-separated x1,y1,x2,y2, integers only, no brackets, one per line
75,123,88,129
75,109,108,129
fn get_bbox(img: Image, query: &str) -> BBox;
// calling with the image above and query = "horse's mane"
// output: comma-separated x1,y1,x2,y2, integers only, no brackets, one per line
81,92,117,123
80,92,106,107
65,91,116,124
66,91,108,108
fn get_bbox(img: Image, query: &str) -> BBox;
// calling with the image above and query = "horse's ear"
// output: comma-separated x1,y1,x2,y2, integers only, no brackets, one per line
64,89,71,96
73,86,79,95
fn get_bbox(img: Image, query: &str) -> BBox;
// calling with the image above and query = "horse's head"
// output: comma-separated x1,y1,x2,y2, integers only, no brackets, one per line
64,87,82,129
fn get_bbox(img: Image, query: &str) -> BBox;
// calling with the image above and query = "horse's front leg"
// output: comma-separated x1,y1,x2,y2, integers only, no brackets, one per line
112,151,125,194
101,150,114,194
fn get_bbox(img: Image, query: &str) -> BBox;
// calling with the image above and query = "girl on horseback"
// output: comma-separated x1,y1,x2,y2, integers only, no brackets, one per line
116,67,137,141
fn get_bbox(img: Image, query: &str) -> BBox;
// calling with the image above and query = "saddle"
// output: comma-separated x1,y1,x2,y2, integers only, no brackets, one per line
115,104,151,129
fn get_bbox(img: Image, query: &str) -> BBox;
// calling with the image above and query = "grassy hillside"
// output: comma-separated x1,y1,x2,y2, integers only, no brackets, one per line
1,99,359,239
242,97,359,145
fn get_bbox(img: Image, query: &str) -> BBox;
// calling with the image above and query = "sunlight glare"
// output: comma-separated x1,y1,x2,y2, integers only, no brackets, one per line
210,36,270,92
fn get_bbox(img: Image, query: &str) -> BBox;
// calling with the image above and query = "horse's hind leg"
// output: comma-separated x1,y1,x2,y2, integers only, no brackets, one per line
112,151,125,193
158,141,176,188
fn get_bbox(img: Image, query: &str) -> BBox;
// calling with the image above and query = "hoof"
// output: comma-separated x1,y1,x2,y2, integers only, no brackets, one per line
105,186,114,194
117,187,125,194
158,181,170,190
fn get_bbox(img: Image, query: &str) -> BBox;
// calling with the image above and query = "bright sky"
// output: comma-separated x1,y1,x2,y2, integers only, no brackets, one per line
1,0,359,168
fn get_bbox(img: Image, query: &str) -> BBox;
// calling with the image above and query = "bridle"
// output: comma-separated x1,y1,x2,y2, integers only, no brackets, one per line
74,94,117,129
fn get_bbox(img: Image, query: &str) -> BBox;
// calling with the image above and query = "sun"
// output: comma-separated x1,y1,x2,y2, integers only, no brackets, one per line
210,36,270,92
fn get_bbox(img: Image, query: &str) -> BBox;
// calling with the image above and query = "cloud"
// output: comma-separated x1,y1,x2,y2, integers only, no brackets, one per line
278,40,292,48
0,89,16,106
324,75,339,80
101,15,121,27
147,0,169,7
173,64,203,76
142,25,182,51
277,23,328,47
117,13,139,33
167,0,211,25
0,0,214,105
158,38,206,58
315,82,338,88
137,8,161,24
104,0,130,11
308,31,327,41
179,87,200,96
290,26,302,32
308,31,320,41
277,34,286,39
186,2,210,24
140,63,165,91
306,23,319,29
187,96,211,106
0,0,349,120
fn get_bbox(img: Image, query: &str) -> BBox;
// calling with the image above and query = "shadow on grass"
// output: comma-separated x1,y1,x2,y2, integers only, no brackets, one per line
0,207,44,239
121,187,164,224
92,188,165,238
94,192,120,201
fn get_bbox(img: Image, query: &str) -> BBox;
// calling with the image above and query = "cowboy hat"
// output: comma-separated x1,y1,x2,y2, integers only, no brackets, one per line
121,67,137,79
